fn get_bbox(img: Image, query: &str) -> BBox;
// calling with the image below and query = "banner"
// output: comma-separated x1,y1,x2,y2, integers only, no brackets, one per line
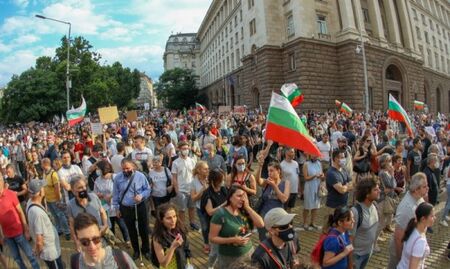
218,106,232,114
126,110,138,122
90,123,103,135
98,106,119,124
233,106,246,114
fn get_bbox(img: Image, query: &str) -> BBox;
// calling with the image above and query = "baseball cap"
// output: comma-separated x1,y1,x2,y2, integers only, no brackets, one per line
28,179,47,195
264,207,296,230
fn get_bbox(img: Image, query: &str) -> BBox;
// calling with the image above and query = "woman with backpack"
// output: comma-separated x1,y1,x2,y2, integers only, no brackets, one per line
151,204,191,269
190,161,210,253
321,207,355,269
397,202,435,269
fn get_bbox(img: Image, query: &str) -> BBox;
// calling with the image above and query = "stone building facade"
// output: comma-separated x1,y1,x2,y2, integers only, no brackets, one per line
136,74,158,109
163,33,200,78
196,0,450,114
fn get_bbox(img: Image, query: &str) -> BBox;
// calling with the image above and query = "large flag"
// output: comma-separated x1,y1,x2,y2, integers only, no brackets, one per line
265,92,321,157
335,100,353,114
413,100,425,110
66,97,87,127
195,102,206,111
388,94,414,136
280,83,304,107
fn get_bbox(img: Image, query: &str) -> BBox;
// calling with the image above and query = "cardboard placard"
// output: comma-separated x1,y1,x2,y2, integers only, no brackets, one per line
126,110,138,122
233,106,246,114
218,106,232,114
98,106,119,124
90,123,103,135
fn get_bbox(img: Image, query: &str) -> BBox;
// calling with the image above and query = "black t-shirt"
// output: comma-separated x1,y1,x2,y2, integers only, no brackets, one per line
407,150,422,176
251,238,300,269
326,167,350,208
6,175,25,202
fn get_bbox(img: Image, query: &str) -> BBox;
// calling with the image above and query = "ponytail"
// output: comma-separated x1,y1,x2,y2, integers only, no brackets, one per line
402,202,434,243
402,217,417,243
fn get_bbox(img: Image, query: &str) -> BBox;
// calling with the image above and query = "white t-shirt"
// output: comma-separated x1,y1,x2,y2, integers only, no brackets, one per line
149,169,169,198
330,131,342,149
171,157,196,193
397,229,430,269
110,154,124,173
191,176,206,209
280,160,299,194
131,147,153,162
57,165,83,204
316,141,331,162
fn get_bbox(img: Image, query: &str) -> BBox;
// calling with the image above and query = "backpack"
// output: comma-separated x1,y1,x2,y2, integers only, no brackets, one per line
70,249,129,269
310,230,344,266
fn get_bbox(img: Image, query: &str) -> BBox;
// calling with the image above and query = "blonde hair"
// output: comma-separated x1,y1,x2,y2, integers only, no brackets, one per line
193,161,208,178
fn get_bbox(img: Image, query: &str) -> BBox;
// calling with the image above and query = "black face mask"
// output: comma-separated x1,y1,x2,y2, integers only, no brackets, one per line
62,164,71,169
123,170,133,178
78,190,88,199
278,228,295,242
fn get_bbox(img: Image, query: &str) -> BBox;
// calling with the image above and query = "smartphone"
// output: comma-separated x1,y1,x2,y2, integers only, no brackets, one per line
242,233,252,238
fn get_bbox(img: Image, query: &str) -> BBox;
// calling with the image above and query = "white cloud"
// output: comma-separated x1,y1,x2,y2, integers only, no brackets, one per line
12,34,39,45
12,0,29,8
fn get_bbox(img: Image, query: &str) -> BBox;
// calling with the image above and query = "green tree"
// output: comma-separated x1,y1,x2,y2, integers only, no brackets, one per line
155,68,200,109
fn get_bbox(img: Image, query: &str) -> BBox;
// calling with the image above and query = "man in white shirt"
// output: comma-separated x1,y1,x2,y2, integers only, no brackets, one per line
57,151,83,204
110,142,125,174
131,135,153,173
280,147,299,213
316,134,331,173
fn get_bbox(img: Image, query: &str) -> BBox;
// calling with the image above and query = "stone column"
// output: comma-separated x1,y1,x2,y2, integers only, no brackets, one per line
338,0,357,32
367,0,387,43
397,0,415,50
353,0,367,35
383,0,402,46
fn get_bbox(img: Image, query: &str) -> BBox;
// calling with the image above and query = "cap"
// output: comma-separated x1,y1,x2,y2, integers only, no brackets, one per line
264,207,296,230
28,179,47,195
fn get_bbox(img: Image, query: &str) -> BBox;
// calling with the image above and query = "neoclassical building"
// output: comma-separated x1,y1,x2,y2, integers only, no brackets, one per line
163,33,201,78
136,74,158,109
196,0,450,113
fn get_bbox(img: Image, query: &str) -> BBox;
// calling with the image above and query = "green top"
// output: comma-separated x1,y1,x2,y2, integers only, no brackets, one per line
210,207,253,257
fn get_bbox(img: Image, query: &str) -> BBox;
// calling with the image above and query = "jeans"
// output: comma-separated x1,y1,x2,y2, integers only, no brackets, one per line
196,208,209,244
5,234,40,269
353,252,371,269
442,184,450,220
110,216,130,242
47,202,70,235
44,256,64,269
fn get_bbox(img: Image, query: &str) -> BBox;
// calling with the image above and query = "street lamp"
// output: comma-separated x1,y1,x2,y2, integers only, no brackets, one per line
356,19,369,114
35,14,72,111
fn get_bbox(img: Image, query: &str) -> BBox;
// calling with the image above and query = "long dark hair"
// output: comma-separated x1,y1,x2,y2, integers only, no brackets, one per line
225,185,246,206
402,202,433,243
152,204,186,245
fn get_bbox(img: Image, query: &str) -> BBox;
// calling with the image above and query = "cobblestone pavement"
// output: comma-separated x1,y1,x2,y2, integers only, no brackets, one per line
3,191,449,269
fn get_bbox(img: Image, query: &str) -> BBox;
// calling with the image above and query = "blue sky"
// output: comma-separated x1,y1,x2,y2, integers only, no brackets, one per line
0,0,211,87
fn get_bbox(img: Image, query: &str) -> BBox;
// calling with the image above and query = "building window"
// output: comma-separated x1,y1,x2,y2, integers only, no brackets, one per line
429,19,433,30
234,16,237,27
368,87,374,110
250,19,256,36
235,32,238,43
286,13,295,37
427,49,432,67
435,52,439,70
236,48,240,66
248,0,254,9
421,14,426,25
416,27,421,40
230,38,233,48
362,8,370,23
240,9,242,21
317,14,328,34
241,27,244,39
419,45,423,55
433,36,436,47
424,31,429,43
441,56,445,72
412,8,417,20
288,53,296,71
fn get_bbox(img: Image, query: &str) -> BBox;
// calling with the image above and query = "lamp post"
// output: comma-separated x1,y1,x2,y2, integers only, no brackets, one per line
35,14,71,110
356,19,369,114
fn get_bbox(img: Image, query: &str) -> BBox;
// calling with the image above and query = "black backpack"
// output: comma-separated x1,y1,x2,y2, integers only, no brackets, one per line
70,249,130,269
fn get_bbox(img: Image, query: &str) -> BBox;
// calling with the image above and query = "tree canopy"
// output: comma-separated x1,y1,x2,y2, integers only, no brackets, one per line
1,36,141,123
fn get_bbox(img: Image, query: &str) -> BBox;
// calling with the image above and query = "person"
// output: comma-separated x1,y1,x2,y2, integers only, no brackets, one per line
149,154,173,208
151,203,191,269
407,138,423,182
377,153,398,234
350,177,380,269
251,207,300,269
94,160,130,246
325,149,353,214
226,155,257,204
439,165,450,227
302,154,323,230
171,141,199,230
57,151,83,204
316,134,331,172
67,174,109,246
112,158,151,260
41,157,71,241
26,179,63,269
161,134,177,168
255,154,290,241
190,161,210,253
111,142,125,173
392,155,406,196
209,185,264,269
353,136,374,182
422,153,439,207
0,175,40,269
227,136,248,167
199,125,217,149
322,207,355,269
387,173,428,269
396,202,435,269
280,147,300,213
5,164,28,207
202,143,227,172
71,212,137,268
131,135,153,173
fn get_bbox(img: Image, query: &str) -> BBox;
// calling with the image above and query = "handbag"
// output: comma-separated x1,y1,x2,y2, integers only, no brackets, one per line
318,180,328,198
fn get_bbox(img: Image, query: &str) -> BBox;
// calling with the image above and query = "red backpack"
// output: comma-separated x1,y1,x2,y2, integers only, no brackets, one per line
310,230,344,266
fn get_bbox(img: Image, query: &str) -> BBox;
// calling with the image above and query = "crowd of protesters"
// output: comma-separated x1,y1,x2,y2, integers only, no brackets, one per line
0,108,448,269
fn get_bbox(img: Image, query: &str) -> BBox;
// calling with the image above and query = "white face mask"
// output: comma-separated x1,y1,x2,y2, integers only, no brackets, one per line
181,149,189,156
236,164,246,172
339,159,347,167
434,162,440,169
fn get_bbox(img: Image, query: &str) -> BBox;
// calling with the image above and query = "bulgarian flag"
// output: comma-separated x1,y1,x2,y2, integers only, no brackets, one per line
66,97,87,127
414,100,425,110
196,102,206,111
335,100,353,114
388,94,414,136
280,83,304,107
265,92,321,157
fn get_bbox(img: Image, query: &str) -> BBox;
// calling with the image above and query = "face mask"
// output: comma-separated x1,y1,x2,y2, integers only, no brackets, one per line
63,164,71,169
278,227,295,242
78,190,88,199
434,162,440,169
203,150,209,157
123,170,133,178
181,149,189,156
128,140,133,145
96,169,102,177
339,159,347,167
236,164,246,172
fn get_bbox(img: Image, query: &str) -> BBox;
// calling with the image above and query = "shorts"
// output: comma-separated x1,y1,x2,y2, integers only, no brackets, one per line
171,192,194,211
285,193,297,208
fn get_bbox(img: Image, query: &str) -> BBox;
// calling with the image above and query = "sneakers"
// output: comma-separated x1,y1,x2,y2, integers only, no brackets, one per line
294,227,304,232
190,222,201,231
445,215,450,221
439,219,449,227
310,224,322,231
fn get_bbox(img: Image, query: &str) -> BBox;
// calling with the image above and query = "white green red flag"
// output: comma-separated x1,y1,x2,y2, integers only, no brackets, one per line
414,100,425,110
265,92,321,157
195,102,206,111
388,94,414,136
335,100,353,114
280,83,304,107
66,97,87,127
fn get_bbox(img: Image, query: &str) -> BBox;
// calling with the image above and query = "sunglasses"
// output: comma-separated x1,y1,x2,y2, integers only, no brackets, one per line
79,236,102,247
273,223,291,230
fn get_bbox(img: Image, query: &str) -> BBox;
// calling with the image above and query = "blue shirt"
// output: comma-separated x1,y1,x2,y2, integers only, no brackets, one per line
112,171,151,207
322,229,351,269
